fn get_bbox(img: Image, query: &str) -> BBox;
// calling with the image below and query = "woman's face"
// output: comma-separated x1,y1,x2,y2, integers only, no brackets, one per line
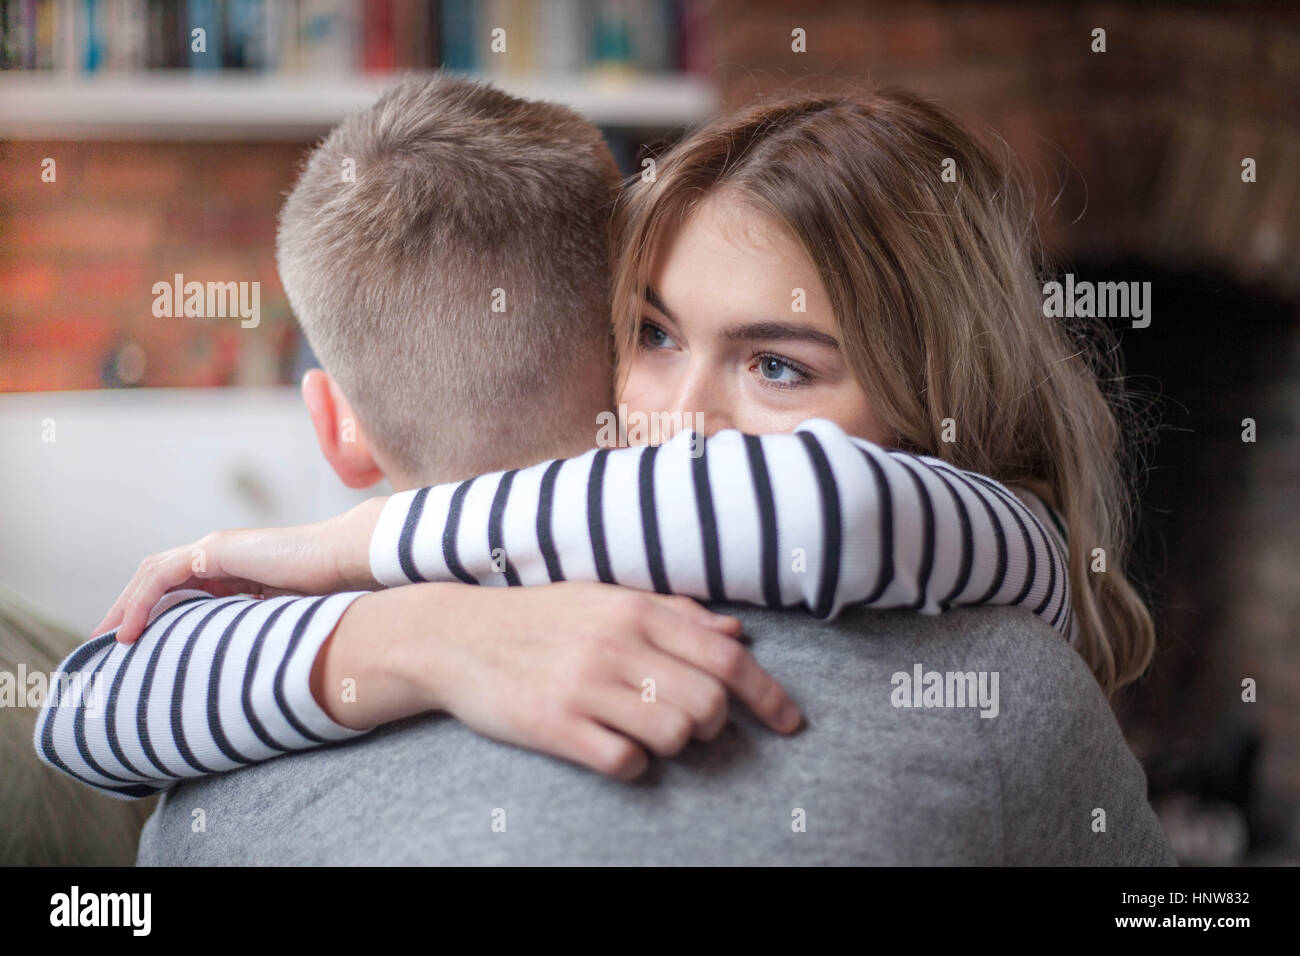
619,192,890,444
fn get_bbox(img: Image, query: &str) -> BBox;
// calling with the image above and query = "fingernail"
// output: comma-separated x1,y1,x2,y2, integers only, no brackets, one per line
778,700,801,732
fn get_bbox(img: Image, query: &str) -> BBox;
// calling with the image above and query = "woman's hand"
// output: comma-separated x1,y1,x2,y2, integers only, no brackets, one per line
94,497,388,643
317,581,804,779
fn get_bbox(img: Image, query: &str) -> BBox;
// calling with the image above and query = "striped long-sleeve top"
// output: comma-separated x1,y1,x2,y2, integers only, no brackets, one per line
370,418,1074,633
33,589,369,800
35,418,1073,799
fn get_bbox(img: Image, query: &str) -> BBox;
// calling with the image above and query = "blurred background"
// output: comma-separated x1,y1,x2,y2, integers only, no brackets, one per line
0,0,1297,866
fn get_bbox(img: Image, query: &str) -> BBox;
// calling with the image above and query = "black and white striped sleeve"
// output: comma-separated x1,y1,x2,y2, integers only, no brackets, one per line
33,589,369,800
368,418,1075,639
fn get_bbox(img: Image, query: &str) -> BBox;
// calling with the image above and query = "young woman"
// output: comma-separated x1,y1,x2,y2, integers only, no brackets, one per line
44,88,1154,797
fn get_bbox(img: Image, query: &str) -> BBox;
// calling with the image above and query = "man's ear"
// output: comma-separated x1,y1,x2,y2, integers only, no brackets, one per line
301,369,386,489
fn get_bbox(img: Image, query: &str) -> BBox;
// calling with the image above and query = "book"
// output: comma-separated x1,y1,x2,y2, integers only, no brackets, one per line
532,0,584,74
81,0,106,71
362,0,392,72
629,0,672,73
591,0,631,73
35,0,57,69
297,0,360,73
104,0,146,70
223,0,267,69
0,0,704,83
438,0,475,71
184,0,221,71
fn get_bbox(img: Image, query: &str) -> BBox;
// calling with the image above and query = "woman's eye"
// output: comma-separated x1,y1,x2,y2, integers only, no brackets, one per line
754,354,809,386
639,321,676,350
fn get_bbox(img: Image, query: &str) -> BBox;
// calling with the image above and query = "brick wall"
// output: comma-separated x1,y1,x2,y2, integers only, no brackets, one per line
710,0,1299,298
1,140,305,391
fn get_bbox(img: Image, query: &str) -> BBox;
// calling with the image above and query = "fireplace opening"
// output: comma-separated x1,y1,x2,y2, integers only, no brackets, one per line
1073,257,1299,865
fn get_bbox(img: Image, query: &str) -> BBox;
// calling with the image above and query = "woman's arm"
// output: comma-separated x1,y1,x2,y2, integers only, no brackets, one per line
370,419,1075,637
99,419,1074,645
93,501,385,645
34,590,370,799
316,580,801,773
38,582,800,798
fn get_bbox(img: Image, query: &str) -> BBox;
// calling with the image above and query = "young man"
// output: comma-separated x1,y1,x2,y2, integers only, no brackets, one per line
34,76,805,798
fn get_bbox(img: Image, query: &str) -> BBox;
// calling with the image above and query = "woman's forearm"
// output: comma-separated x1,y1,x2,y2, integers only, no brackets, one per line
365,419,1073,635
307,579,804,779
308,584,451,730
36,584,457,800
42,578,801,801
332,496,390,590
34,590,372,799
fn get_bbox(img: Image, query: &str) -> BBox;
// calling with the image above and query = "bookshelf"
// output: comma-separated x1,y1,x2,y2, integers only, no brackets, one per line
0,71,720,139
0,0,718,138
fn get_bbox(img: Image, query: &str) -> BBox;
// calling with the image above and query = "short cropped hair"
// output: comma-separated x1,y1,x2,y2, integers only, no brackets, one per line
277,74,622,481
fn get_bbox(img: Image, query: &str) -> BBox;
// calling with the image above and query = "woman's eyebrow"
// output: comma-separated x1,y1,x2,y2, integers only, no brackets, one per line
724,322,841,349
644,286,674,319
643,289,840,349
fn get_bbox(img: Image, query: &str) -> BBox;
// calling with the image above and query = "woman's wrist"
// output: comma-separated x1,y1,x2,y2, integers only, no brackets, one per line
330,495,388,590
310,583,456,729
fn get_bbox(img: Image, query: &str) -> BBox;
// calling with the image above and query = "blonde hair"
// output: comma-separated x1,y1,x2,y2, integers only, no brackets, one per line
610,88,1155,696
277,74,621,481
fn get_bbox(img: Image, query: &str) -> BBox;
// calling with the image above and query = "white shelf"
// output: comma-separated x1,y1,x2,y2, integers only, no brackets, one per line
0,71,719,139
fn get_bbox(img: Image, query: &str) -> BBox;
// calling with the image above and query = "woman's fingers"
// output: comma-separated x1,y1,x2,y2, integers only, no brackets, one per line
609,645,731,743
547,715,650,781
418,581,800,782
90,588,131,640
655,592,743,635
574,680,700,758
641,598,802,734
100,530,271,644
95,561,158,642
110,549,193,643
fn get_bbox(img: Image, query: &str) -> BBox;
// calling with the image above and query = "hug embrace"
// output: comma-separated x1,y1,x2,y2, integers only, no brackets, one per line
35,75,1174,865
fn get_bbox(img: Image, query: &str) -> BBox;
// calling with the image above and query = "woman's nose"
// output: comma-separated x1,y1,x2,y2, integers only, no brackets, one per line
669,375,732,438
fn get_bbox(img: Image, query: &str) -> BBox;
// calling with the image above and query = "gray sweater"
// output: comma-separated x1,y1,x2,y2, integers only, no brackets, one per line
136,604,1175,865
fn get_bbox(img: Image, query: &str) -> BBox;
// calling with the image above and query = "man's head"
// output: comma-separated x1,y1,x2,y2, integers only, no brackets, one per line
276,75,622,489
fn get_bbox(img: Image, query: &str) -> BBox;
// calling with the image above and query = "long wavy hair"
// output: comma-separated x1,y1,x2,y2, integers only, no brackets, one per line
610,88,1155,696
